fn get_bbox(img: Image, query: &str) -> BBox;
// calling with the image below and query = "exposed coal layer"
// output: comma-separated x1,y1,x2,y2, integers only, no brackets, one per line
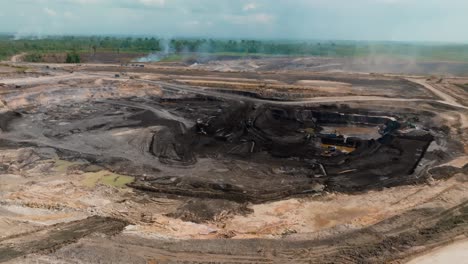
0,111,21,132
0,98,435,203
131,102,433,202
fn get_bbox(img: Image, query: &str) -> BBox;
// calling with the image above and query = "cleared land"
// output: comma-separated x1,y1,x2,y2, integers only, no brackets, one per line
0,55,466,263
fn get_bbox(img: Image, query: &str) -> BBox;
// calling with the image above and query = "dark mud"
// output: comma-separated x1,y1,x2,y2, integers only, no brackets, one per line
130,102,434,202
0,111,21,131
430,164,468,180
0,97,439,203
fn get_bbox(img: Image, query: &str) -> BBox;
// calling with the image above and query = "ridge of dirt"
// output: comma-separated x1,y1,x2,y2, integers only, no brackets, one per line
0,216,127,262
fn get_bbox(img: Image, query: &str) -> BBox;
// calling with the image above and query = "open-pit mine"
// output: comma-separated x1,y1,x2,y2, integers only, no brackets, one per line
0,57,467,263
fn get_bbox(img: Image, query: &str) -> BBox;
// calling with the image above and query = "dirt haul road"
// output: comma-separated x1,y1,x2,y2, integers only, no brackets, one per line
4,70,466,110
407,78,466,108
143,78,468,110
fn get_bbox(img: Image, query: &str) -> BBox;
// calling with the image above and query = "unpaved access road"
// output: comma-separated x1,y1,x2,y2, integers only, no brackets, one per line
0,73,92,85
145,78,468,110
407,239,468,264
3,70,467,110
407,78,465,108
9,53,26,63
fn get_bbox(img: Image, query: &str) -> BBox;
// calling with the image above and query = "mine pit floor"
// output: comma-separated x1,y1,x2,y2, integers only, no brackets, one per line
0,61,466,263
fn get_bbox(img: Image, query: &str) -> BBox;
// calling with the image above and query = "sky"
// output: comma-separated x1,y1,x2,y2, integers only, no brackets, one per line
0,0,467,43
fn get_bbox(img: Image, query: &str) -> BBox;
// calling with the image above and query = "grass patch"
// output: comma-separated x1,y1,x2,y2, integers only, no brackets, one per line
53,159,82,173
14,66,28,73
82,171,134,188
23,53,43,62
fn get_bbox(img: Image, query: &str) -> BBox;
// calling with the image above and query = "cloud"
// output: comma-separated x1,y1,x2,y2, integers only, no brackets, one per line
64,0,103,4
374,0,403,3
186,20,200,26
185,20,213,27
61,0,166,7
3,0,468,42
64,11,75,19
138,0,165,6
44,7,57,16
224,13,274,25
243,3,257,11
253,13,273,23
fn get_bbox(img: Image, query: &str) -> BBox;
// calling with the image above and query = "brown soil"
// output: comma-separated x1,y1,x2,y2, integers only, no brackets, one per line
0,216,127,263
0,58,466,263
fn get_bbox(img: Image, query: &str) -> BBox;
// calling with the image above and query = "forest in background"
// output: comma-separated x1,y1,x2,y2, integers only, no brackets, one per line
1,35,467,63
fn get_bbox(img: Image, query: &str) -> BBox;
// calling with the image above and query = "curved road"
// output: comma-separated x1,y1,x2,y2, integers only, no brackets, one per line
2,69,467,112
139,77,468,111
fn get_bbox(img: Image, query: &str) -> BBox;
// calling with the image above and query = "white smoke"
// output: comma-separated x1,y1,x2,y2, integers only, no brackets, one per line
13,28,46,40
134,38,172,62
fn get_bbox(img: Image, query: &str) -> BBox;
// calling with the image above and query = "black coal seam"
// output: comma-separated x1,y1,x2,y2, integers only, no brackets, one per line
407,138,434,175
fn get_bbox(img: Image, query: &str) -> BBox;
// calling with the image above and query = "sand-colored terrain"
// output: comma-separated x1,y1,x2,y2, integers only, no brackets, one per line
0,58,466,263
407,240,468,264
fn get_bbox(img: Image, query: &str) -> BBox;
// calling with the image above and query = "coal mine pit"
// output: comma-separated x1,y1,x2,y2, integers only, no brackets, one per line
0,97,434,203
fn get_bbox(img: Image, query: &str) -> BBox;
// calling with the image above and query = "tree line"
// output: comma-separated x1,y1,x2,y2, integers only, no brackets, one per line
0,35,467,62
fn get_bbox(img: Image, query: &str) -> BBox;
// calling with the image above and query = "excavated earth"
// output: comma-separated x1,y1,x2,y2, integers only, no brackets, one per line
0,58,467,263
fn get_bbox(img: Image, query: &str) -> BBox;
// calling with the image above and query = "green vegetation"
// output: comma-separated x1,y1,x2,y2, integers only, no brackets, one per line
53,159,84,173
65,51,81,63
0,34,467,62
82,171,134,188
23,53,42,62
0,36,161,61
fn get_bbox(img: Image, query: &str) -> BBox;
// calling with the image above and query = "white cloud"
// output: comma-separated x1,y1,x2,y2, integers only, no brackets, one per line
374,0,405,3
243,3,257,11
65,0,103,4
253,13,273,24
224,13,274,25
44,7,57,16
185,20,214,27
186,20,200,26
64,11,75,19
138,0,165,6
